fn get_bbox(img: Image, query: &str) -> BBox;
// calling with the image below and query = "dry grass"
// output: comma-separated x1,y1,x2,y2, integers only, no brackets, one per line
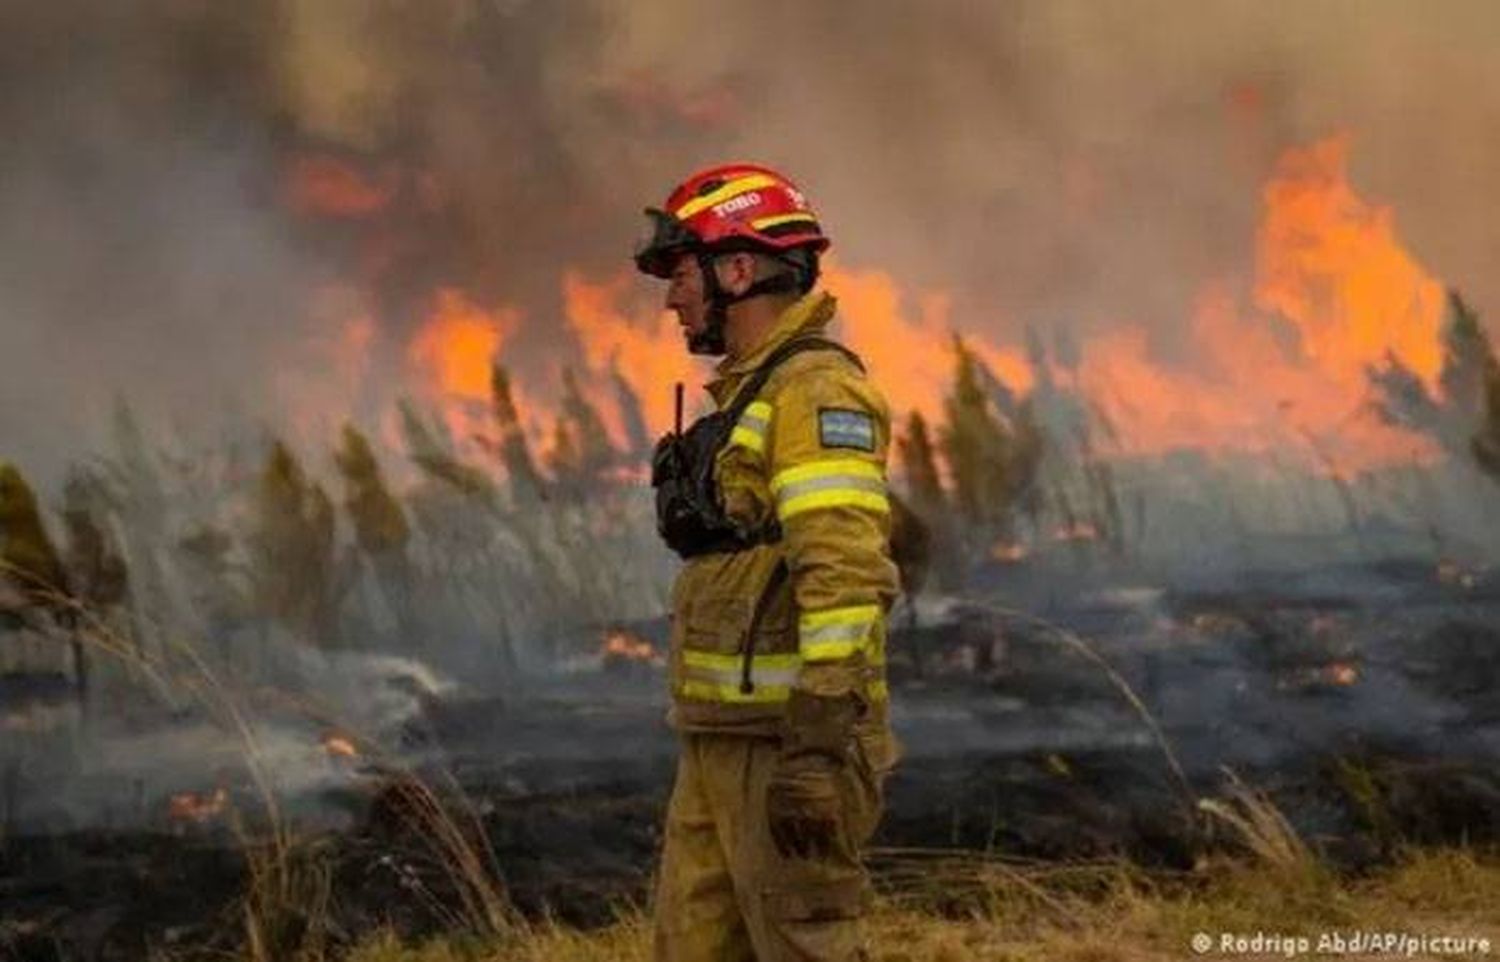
0,564,515,961
11,563,1500,961
341,846,1500,962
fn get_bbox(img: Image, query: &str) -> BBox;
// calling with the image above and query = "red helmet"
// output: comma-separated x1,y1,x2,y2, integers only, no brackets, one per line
635,163,830,279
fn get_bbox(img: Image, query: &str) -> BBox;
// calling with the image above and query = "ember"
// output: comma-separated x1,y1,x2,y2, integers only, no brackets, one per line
991,541,1029,563
166,788,228,826
323,733,360,759
1324,662,1360,686
601,629,661,666
1275,659,1362,692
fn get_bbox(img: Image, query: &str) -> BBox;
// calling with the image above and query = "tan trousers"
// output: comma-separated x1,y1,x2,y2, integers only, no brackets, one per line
653,732,885,962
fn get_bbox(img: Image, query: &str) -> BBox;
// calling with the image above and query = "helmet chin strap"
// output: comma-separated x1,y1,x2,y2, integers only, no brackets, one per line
686,251,804,356
686,249,728,355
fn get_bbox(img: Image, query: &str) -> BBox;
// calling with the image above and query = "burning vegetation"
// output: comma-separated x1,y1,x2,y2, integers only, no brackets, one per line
0,126,1497,789
4,4,1500,959
166,787,230,828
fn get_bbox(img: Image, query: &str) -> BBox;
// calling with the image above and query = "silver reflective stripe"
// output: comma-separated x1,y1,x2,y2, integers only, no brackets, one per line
683,663,801,688
800,619,870,646
774,473,886,504
739,411,769,433
798,603,882,662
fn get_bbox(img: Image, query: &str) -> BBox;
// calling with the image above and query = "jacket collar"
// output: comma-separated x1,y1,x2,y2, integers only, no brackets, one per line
706,291,838,405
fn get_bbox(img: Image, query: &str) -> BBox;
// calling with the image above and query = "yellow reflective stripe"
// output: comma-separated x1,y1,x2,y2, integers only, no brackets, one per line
681,650,801,693
801,637,861,661
770,458,882,493
751,212,817,231
680,679,888,704
778,488,890,521
674,174,780,220
680,677,889,704
682,650,800,671
798,604,881,662
729,426,764,454
799,603,882,632
682,666,800,688
680,679,791,704
681,649,734,670
728,400,773,455
677,612,891,702
799,628,878,662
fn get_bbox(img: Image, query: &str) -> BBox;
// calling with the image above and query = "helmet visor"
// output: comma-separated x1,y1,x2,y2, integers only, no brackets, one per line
633,208,700,278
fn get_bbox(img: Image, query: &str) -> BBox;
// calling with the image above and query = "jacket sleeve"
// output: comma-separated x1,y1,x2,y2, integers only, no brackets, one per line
765,358,900,702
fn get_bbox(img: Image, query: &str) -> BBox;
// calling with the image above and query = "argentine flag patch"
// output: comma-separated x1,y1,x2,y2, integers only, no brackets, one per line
818,407,876,452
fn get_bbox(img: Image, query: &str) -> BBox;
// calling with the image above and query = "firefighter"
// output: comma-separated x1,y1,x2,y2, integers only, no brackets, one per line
636,164,899,961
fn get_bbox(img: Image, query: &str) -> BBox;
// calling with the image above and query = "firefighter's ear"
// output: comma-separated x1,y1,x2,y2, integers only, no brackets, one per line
714,252,758,297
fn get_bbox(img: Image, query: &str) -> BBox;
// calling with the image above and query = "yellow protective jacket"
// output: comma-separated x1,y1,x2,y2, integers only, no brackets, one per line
668,290,900,749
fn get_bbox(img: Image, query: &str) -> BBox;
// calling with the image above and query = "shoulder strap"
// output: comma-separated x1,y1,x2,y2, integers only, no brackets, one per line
722,336,865,424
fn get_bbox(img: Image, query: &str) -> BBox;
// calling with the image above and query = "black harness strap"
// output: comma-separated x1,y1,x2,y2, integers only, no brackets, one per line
716,334,865,448
740,559,788,695
714,336,862,548
722,337,864,694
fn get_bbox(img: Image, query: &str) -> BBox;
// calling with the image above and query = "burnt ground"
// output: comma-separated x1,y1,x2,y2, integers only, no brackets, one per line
5,555,1500,959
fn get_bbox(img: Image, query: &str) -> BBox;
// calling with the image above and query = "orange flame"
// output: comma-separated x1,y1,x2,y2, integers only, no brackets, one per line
322,134,1448,482
560,263,1034,445
1256,134,1444,390
825,260,1033,430
408,289,515,401
1076,134,1444,470
403,288,533,458
562,270,704,441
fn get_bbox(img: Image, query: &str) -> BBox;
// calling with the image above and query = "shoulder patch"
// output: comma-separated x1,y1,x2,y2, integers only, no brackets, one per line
818,407,876,452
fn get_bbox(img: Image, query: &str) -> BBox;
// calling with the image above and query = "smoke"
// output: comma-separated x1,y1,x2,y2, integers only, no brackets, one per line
3,0,1499,485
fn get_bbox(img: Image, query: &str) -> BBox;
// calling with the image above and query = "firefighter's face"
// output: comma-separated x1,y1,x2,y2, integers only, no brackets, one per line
664,253,709,346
